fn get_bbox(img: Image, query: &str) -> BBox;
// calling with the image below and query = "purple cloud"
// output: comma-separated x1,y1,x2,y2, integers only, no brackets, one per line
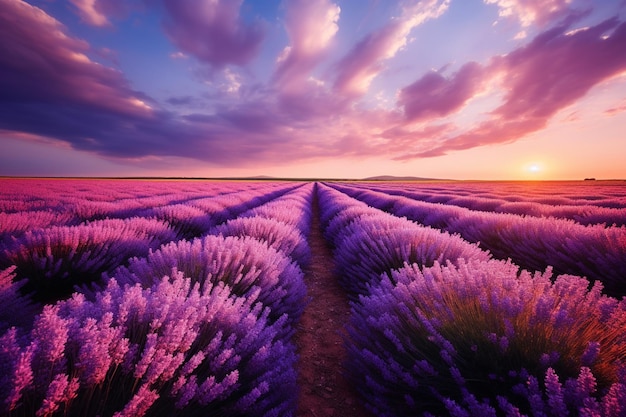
0,1,268,164
399,62,485,122
396,17,626,159
492,17,626,120
161,0,265,68
0,0,153,118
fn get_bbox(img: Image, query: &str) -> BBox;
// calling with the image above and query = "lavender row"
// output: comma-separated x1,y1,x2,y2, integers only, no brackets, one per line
212,183,314,267
317,184,626,415
112,182,314,336
238,183,314,236
316,184,489,298
344,182,626,226
135,183,302,240
0,181,292,243
346,259,626,416
330,183,626,297
1,273,298,417
349,181,626,209
0,179,284,215
0,179,298,231
27,186,315,415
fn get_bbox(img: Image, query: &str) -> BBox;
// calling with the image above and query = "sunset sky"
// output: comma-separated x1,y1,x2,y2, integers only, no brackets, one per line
1,0,625,180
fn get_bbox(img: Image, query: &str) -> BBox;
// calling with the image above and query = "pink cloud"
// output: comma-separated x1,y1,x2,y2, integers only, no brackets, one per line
69,0,137,26
492,18,626,120
399,62,485,122
333,0,450,96
485,0,578,28
604,101,626,116
0,0,152,117
161,0,265,68
273,0,340,93
395,17,626,159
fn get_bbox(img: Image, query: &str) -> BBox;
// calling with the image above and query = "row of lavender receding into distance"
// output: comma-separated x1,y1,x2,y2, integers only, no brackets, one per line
317,182,626,416
1,179,313,416
347,181,626,226
330,182,626,298
1,178,625,416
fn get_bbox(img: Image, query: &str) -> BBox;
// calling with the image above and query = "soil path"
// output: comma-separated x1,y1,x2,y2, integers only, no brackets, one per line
294,188,373,417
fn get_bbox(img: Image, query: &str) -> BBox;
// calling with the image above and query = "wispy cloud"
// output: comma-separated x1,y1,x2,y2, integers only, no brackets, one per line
161,0,265,68
333,0,450,96
485,0,579,28
273,0,340,92
69,0,137,27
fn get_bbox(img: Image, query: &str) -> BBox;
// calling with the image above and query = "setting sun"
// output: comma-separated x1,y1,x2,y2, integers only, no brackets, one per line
523,162,544,177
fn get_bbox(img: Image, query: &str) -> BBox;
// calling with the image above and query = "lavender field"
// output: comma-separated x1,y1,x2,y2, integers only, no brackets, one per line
1,178,625,417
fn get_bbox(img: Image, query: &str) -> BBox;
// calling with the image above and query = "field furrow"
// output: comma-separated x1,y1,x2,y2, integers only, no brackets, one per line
294,186,372,417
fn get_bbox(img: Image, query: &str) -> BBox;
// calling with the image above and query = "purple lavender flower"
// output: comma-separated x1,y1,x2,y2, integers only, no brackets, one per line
0,218,177,303
111,234,307,332
330,183,626,297
210,216,311,266
345,258,626,416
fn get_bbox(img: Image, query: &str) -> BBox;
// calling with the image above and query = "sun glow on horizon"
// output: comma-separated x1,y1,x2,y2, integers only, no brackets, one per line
522,162,545,178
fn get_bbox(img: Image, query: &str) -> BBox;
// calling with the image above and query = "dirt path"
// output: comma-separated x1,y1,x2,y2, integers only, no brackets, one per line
294,189,373,417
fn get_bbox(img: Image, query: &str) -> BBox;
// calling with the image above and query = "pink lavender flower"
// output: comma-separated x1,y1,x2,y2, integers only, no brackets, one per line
0,267,39,332
112,234,307,331
35,373,77,417
1,272,298,416
210,216,311,266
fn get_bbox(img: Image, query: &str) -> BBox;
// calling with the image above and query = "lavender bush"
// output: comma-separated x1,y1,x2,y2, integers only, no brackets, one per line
0,211,78,245
111,235,307,332
0,267,38,332
137,204,212,240
0,274,297,417
239,184,314,236
0,218,177,303
210,216,311,266
346,259,626,416
333,215,489,297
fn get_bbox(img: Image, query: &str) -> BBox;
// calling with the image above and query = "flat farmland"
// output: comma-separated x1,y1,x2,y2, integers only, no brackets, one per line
1,178,625,417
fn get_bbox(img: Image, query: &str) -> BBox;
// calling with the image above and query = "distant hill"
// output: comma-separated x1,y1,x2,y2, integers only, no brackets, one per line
362,175,444,181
